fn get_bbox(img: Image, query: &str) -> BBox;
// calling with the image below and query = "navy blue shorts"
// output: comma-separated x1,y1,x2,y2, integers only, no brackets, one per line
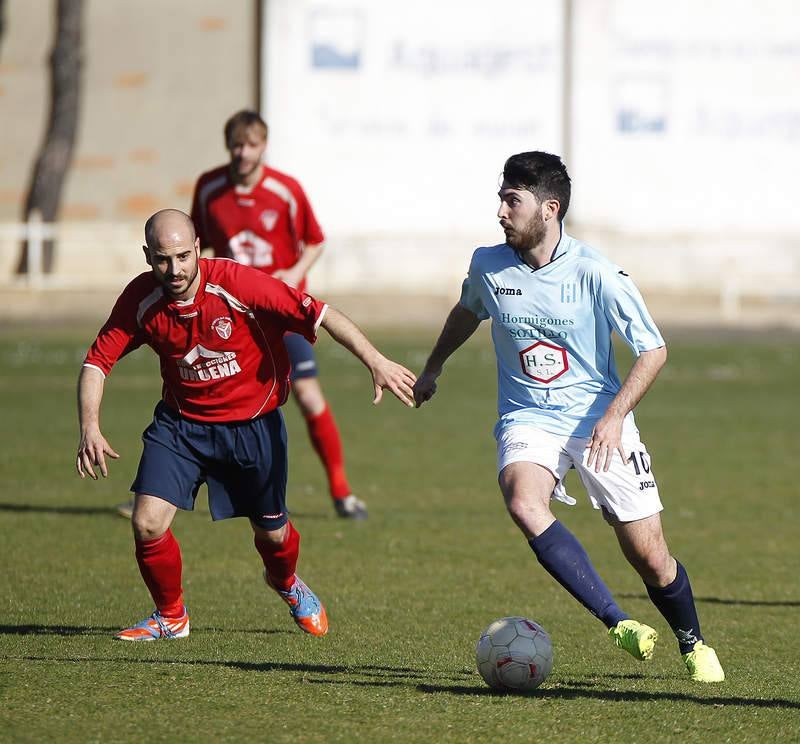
131,402,289,529
284,332,318,380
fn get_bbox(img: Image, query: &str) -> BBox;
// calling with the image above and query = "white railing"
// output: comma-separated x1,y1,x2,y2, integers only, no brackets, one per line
0,218,143,289
0,211,58,289
0,217,798,327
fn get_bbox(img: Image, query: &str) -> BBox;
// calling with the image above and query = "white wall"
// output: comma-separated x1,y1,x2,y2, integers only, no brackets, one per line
261,0,564,291
2,0,798,325
260,0,800,303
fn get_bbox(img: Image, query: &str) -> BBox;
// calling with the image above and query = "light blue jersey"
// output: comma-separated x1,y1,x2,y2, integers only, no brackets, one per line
459,231,664,438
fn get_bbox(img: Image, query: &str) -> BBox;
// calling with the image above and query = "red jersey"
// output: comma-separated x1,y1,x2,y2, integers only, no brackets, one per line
83,258,328,422
191,164,324,291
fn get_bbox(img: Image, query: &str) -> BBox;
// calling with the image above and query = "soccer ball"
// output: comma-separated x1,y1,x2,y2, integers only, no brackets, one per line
476,616,553,691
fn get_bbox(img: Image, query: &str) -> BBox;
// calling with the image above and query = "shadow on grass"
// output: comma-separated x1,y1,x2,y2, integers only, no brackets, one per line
0,502,116,516
7,647,798,710
10,653,471,687
0,624,120,636
417,680,800,709
0,502,342,522
618,592,800,608
0,624,297,638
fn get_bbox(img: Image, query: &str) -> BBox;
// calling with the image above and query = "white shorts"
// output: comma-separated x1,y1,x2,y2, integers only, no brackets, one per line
496,419,663,523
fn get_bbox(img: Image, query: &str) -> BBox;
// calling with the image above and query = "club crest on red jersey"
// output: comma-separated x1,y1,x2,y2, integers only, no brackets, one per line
211,316,232,340
260,209,279,232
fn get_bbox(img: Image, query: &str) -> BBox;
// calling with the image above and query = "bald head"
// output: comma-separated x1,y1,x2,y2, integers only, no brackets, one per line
144,209,196,251
142,209,201,300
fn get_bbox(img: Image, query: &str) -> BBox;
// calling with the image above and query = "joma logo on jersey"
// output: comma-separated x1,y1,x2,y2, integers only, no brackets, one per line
494,287,522,296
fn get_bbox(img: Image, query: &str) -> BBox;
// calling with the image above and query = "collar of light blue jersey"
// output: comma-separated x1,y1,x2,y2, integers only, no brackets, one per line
517,224,573,271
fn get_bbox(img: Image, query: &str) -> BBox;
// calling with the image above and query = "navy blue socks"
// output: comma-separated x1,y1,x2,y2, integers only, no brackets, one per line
645,560,704,654
529,520,628,628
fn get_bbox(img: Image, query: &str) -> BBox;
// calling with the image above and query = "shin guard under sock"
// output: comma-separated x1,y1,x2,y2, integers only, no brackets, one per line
529,520,628,628
135,529,184,617
255,520,300,592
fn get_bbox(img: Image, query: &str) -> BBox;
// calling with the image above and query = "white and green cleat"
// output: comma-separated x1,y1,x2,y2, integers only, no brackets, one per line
609,619,658,661
682,641,725,682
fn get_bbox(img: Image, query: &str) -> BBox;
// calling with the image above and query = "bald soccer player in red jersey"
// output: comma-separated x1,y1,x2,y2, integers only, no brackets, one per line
78,209,416,641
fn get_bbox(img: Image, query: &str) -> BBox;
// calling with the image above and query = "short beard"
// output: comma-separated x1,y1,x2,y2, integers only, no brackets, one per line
230,159,260,183
507,213,547,253
164,262,199,299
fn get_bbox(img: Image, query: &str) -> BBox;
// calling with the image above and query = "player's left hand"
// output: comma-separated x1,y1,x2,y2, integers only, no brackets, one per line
370,357,417,407
586,415,626,473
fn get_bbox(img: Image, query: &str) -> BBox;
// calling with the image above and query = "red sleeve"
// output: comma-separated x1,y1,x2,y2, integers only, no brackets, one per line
190,179,208,249
220,261,327,342
269,282,327,342
83,286,147,376
191,171,230,257
294,183,325,247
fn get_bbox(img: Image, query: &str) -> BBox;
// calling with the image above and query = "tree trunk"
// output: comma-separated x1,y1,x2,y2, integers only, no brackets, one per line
17,0,84,275
0,1,7,58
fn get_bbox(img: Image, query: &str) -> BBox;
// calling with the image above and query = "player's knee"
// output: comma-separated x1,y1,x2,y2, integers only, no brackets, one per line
131,513,170,542
251,521,287,545
130,494,176,540
505,492,552,534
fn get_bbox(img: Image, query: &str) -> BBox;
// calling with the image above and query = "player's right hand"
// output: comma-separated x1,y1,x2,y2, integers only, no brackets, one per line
371,358,417,407
76,430,120,480
412,371,439,408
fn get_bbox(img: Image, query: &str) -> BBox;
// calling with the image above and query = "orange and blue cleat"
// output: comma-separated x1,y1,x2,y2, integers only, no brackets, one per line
265,572,328,636
114,607,190,641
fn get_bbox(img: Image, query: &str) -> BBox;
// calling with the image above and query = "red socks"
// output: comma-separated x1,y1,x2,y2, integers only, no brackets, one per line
135,529,184,618
135,523,300,616
305,406,351,500
254,520,300,592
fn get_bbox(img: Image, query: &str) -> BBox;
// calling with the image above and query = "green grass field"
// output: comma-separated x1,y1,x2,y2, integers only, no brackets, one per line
1,323,798,743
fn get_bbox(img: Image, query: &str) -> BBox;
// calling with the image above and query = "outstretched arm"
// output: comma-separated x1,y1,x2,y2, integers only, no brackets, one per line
76,366,120,479
413,303,482,408
586,345,667,472
320,306,417,407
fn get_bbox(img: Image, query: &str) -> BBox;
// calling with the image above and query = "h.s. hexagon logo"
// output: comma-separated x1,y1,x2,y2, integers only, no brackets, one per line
519,341,569,383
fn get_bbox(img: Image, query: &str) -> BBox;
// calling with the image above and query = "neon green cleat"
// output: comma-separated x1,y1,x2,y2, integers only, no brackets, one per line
682,641,725,682
608,619,658,661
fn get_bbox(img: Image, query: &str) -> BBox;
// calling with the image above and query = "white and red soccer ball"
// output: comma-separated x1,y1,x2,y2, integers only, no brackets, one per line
476,616,553,691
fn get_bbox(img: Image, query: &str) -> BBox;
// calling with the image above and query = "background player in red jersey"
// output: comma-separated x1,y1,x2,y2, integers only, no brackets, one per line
77,209,416,641
189,108,367,520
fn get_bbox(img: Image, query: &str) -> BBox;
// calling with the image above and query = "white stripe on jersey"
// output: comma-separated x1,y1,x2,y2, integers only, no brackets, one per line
205,283,251,314
314,304,329,333
262,177,298,220
182,344,232,365
136,287,164,327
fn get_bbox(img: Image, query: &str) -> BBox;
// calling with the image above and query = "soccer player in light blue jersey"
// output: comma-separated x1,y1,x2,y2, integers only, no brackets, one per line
413,151,724,683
